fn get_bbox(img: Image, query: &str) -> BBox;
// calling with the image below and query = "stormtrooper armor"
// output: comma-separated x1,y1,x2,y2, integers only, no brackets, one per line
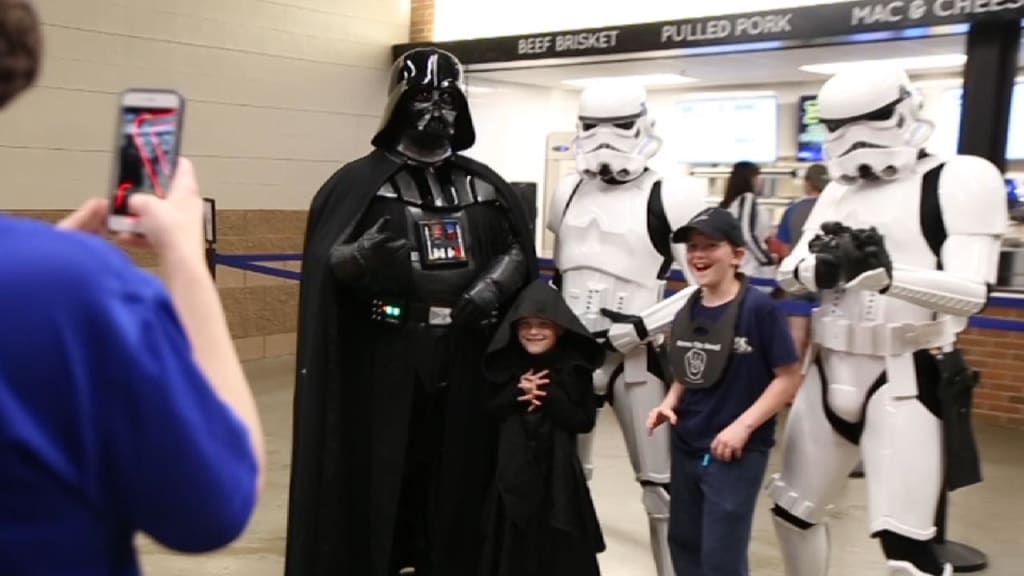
547,82,706,576
768,66,1007,576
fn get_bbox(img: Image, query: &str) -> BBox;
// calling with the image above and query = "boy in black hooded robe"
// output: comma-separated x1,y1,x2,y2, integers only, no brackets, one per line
478,278,606,576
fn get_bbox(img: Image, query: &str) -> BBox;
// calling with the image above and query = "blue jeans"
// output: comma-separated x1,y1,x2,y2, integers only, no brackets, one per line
668,448,770,576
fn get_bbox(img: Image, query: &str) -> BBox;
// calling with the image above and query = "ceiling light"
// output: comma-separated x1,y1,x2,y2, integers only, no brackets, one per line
911,78,963,88
678,90,777,100
561,73,698,88
799,54,967,75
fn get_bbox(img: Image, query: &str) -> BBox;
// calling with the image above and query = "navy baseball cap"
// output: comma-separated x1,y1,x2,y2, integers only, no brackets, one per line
671,207,745,247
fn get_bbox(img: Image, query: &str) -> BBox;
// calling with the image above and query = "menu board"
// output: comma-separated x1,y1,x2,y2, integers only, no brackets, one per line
676,96,778,164
797,95,827,162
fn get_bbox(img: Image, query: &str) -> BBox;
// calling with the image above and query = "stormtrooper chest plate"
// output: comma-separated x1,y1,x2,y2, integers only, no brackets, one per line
818,168,942,325
555,173,665,286
553,173,666,330
827,173,936,270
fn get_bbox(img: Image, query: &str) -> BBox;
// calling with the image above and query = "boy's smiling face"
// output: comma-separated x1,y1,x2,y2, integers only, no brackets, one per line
686,231,744,288
517,317,561,355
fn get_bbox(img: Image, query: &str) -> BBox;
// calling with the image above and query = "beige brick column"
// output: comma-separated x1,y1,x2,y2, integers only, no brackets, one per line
410,0,435,42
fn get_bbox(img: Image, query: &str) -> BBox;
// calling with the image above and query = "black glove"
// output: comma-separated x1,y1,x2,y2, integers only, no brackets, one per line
451,278,502,327
329,216,410,285
450,245,528,328
808,222,851,290
600,308,649,339
807,221,892,291
843,226,893,291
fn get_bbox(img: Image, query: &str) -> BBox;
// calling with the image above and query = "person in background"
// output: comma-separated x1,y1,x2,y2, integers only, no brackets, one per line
775,163,829,364
720,161,777,291
0,2,265,574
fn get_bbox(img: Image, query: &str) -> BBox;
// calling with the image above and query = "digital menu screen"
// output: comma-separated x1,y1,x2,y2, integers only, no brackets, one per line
797,95,827,162
676,96,779,164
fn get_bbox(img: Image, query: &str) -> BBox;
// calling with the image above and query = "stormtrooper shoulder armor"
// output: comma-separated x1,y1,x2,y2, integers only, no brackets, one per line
938,155,1009,236
546,172,583,234
659,175,709,233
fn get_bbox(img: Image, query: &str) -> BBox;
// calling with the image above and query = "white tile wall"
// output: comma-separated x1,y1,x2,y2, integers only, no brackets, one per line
0,0,411,209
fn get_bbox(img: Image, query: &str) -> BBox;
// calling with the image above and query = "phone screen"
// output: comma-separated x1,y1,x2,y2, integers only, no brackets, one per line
112,105,181,216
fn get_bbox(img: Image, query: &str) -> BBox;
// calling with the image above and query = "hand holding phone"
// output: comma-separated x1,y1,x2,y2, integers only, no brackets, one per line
108,89,185,234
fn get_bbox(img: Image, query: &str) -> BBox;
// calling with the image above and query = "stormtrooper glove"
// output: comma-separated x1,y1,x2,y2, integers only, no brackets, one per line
599,308,649,354
805,222,892,292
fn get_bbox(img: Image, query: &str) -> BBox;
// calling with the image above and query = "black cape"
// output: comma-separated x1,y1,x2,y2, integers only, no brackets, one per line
285,148,539,576
478,279,606,576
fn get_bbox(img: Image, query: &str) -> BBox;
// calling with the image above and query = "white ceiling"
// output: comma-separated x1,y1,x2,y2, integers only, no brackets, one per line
468,35,1016,90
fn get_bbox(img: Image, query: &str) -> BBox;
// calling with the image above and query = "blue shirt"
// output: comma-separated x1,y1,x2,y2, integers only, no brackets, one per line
776,196,817,246
0,215,258,575
672,288,799,454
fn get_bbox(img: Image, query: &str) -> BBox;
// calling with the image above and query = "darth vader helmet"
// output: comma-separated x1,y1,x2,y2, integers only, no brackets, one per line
371,48,475,156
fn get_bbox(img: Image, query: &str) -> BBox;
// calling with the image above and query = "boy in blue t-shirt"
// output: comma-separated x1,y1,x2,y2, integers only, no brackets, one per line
647,207,802,576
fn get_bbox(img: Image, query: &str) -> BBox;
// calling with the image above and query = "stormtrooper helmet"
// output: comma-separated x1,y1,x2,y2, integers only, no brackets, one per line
573,82,662,182
817,65,933,185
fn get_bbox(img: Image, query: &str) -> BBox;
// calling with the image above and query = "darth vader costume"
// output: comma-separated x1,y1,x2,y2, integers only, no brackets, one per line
285,48,539,576
479,279,606,576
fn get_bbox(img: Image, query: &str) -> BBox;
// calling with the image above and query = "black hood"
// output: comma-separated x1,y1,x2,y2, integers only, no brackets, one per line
371,47,476,153
484,279,605,380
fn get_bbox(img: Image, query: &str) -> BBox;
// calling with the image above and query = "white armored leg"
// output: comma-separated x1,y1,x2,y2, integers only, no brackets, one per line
577,425,596,481
642,483,672,576
768,353,864,576
772,514,830,576
611,352,674,576
767,356,862,523
887,561,952,576
861,376,944,540
610,353,671,485
578,357,618,481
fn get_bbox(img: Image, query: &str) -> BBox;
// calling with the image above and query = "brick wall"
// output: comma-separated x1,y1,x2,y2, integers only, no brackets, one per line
960,305,1024,429
212,210,304,361
2,208,304,363
410,0,435,42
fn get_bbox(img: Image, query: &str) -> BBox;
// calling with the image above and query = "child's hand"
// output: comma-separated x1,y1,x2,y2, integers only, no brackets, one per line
646,405,678,436
517,370,550,411
710,421,752,462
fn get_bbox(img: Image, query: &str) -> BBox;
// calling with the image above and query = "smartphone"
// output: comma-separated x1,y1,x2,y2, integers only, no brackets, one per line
108,89,185,233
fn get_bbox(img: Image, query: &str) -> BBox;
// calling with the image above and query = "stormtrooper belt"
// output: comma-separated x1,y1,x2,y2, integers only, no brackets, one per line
811,311,954,356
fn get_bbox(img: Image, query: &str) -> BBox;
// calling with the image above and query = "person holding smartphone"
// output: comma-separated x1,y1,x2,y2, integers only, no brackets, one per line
0,2,265,574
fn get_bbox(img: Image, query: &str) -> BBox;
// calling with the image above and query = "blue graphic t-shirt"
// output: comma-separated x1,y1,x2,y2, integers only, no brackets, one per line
672,287,799,454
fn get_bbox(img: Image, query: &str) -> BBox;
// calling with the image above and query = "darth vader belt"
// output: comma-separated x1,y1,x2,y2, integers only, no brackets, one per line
370,297,452,327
